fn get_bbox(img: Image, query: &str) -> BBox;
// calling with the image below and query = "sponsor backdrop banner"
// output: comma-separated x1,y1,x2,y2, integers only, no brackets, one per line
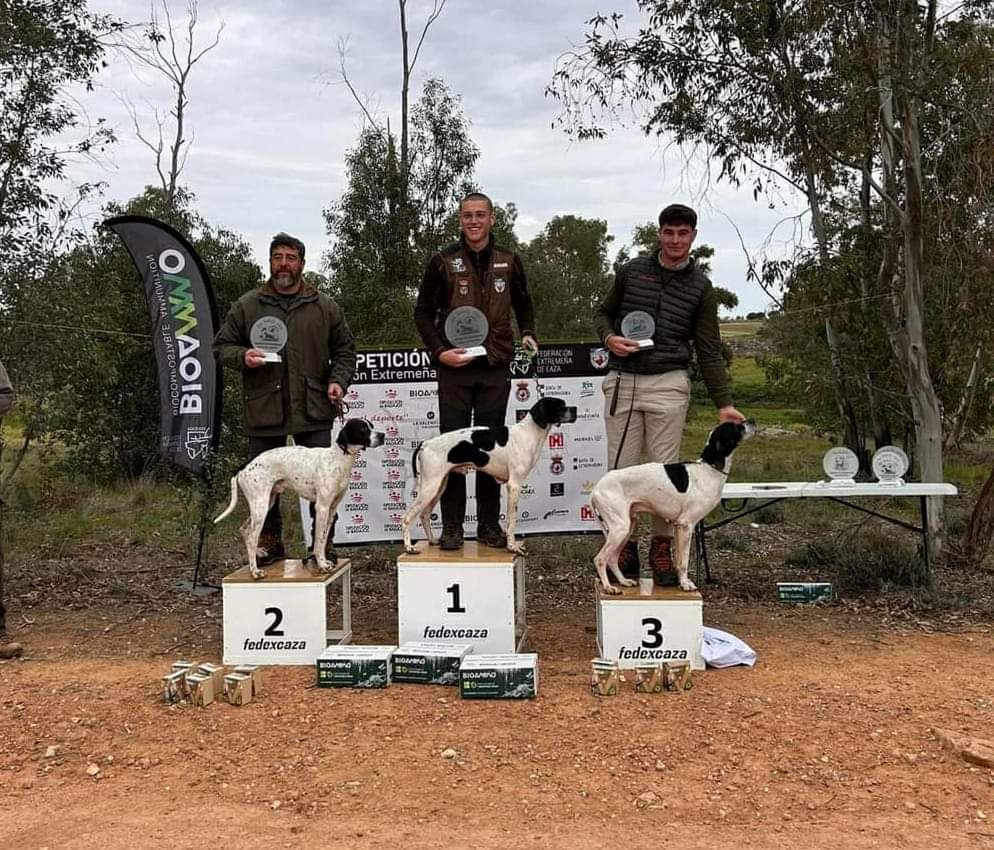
105,215,222,476
330,343,613,544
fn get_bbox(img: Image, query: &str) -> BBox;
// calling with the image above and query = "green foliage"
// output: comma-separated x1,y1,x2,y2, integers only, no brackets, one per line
324,79,479,346
0,0,119,258
784,532,926,593
522,215,613,340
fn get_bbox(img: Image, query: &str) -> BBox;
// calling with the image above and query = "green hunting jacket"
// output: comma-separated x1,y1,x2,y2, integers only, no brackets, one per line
213,281,356,437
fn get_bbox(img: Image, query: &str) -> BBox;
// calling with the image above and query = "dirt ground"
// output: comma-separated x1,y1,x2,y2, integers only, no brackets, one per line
1,547,993,849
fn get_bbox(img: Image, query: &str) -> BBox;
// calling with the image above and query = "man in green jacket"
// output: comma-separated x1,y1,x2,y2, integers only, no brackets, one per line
214,233,357,564
594,204,744,585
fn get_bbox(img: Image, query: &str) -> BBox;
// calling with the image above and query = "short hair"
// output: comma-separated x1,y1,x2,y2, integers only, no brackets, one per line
658,204,697,229
270,232,305,260
459,192,494,213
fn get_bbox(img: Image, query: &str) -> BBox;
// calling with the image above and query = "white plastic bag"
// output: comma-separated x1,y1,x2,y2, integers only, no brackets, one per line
702,626,757,668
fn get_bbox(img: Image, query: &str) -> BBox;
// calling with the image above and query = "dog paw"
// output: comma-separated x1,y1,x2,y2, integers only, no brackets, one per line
680,579,698,592
602,584,623,595
250,567,265,580
404,545,419,555
507,542,526,555
619,577,637,587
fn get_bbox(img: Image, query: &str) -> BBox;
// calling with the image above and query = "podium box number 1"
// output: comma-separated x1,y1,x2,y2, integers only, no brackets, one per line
397,542,526,654
222,559,352,665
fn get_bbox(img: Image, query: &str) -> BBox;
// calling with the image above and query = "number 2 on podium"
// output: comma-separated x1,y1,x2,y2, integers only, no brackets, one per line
446,583,466,613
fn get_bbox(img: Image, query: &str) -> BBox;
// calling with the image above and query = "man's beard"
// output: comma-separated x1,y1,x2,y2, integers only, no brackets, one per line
270,271,302,292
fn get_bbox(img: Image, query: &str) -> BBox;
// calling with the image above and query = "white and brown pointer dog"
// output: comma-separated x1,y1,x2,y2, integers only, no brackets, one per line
402,397,578,555
591,419,756,594
214,418,384,579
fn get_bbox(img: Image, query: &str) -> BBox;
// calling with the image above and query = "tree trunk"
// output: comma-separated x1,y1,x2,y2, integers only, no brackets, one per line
961,463,994,567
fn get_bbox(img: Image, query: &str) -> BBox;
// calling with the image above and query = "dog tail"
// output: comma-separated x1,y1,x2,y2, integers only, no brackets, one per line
213,476,240,524
412,442,423,477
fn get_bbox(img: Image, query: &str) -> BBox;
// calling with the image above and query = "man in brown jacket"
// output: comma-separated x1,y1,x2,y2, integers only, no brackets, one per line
414,192,537,550
214,233,356,564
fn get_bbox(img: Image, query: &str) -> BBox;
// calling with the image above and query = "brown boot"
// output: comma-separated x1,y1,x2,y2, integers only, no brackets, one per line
617,539,640,580
650,536,677,586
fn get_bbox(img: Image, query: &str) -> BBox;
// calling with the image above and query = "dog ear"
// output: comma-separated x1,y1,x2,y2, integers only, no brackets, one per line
530,398,551,429
336,423,351,450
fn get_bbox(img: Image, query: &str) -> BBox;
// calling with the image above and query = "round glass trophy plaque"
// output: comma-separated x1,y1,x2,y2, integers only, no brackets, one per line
822,447,859,484
871,445,909,483
620,310,656,349
444,306,489,358
250,316,288,363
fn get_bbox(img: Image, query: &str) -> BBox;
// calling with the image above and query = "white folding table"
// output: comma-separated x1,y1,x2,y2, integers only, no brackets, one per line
695,481,958,585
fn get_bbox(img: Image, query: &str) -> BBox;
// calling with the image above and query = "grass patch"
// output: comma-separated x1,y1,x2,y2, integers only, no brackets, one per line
784,531,926,593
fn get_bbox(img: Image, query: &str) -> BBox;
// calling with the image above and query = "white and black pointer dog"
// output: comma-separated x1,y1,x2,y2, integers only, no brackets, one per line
214,418,384,579
591,419,757,594
402,397,578,555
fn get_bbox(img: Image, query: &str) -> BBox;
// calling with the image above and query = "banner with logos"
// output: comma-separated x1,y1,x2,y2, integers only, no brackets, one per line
329,343,613,544
105,215,222,477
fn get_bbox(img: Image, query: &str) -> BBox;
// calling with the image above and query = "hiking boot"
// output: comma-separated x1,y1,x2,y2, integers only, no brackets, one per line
618,539,640,580
650,536,678,586
256,537,286,567
0,642,23,660
477,523,508,548
439,524,464,550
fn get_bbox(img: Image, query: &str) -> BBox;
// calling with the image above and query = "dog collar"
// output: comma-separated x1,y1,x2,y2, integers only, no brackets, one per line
697,459,729,476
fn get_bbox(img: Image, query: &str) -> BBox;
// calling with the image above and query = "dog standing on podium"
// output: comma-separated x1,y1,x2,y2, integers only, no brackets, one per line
402,397,578,555
215,418,384,579
591,420,756,593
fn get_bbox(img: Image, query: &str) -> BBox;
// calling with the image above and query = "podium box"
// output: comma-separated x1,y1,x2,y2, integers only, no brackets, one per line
397,541,526,654
595,583,704,670
222,559,352,665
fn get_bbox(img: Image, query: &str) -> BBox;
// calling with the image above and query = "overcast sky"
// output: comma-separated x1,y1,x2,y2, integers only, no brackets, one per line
72,0,809,317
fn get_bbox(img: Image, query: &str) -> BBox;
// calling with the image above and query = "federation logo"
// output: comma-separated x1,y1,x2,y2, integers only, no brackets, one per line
515,381,531,403
385,448,400,460
351,513,366,524
388,490,404,503
550,482,565,497
550,454,565,476
385,388,399,400
548,432,564,450
580,505,597,522
386,424,400,438
350,470,362,482
350,492,364,504
590,347,610,370
387,469,402,481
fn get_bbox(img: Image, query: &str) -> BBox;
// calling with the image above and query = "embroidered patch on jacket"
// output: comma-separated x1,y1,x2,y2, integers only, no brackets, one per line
494,277,507,293
458,283,469,296
493,262,509,269
450,257,466,273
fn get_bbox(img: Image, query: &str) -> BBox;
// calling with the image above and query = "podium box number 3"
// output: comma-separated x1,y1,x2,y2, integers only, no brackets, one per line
397,542,526,654
596,584,704,670
222,560,352,665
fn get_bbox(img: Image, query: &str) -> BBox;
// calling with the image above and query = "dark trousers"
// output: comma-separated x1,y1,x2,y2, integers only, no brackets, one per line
248,429,331,548
437,362,510,529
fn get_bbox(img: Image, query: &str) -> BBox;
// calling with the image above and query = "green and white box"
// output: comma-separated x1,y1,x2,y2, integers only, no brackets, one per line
392,642,473,685
777,582,833,603
316,645,396,689
459,653,538,700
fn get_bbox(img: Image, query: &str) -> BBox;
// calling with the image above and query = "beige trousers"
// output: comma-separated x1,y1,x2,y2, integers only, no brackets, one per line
601,369,691,537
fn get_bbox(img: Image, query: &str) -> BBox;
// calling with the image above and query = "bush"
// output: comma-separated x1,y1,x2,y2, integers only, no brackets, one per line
784,531,926,593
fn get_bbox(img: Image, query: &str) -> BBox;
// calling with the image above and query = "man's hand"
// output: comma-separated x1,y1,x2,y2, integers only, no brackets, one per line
328,382,344,403
605,334,641,358
521,334,538,354
439,348,474,368
718,405,747,424
244,348,268,368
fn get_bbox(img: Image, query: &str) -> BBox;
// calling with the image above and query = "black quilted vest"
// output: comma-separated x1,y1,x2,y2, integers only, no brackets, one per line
610,254,710,374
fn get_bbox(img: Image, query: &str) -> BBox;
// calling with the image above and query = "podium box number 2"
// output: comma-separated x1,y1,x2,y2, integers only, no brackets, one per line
397,542,526,654
222,560,352,665
596,584,705,670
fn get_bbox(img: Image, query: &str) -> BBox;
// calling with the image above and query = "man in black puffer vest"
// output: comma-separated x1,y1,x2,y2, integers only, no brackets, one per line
415,192,537,551
594,204,745,585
